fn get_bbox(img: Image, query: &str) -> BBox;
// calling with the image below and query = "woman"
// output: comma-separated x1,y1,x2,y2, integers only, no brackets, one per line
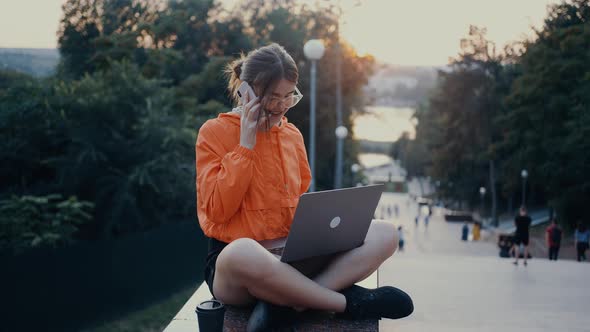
574,221,589,262
196,43,413,331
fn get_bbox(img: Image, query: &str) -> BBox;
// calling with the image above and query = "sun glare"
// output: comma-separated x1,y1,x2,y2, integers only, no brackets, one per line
340,0,557,66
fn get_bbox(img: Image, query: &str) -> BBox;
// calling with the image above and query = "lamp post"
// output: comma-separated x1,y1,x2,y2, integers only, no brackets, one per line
479,186,486,219
351,163,361,186
334,39,344,189
333,2,344,189
303,39,325,192
435,180,441,204
521,169,528,207
335,125,348,188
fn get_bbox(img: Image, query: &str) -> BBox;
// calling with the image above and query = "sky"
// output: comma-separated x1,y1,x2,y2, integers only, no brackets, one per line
0,0,560,66
340,0,559,65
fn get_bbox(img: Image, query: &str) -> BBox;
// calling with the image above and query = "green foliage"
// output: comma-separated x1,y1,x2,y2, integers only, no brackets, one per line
1,61,203,240
0,194,93,253
391,130,430,179
49,61,198,238
497,0,590,224
57,0,102,78
0,70,63,195
57,0,165,78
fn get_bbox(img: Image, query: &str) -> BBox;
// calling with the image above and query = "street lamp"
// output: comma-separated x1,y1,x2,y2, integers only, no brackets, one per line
351,163,361,186
479,186,486,219
303,39,325,192
521,169,528,207
335,125,348,188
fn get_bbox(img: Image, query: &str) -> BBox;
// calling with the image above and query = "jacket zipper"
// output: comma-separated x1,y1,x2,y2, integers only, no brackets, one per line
275,131,289,194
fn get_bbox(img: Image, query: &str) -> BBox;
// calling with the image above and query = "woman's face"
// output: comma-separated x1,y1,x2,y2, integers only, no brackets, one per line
257,79,297,130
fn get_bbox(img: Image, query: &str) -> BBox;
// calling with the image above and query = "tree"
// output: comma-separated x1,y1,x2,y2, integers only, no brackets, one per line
57,0,102,78
497,0,590,226
409,26,508,217
0,70,63,196
49,61,198,238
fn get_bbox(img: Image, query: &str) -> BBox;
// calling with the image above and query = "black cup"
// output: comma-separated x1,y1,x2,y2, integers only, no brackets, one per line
195,299,225,332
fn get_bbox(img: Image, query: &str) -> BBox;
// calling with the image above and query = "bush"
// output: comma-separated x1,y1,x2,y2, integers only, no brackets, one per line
0,194,93,253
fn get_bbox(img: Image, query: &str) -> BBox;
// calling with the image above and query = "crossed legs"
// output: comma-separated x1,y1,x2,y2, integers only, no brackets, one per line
212,220,398,311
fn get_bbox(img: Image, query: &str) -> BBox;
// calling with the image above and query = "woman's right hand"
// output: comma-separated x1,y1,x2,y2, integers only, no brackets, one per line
239,95,261,150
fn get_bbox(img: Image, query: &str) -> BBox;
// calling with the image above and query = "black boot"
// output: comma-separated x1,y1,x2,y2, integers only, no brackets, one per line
246,300,298,332
340,285,414,320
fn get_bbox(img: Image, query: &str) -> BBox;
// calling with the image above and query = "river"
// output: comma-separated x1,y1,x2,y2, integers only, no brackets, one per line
354,105,416,168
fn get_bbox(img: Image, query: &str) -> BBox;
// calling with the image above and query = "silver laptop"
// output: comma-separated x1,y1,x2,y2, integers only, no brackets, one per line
260,184,384,264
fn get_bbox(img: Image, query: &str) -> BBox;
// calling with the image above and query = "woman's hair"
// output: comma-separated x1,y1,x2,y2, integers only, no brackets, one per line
225,43,298,105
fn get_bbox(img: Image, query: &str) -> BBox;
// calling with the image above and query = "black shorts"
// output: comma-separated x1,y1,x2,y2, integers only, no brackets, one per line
513,233,529,246
204,237,229,299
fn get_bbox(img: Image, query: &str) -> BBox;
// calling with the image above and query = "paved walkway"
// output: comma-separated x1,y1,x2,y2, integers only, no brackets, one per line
374,192,590,332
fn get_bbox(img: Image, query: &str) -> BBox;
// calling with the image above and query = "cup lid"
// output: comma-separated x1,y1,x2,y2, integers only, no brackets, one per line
196,300,224,312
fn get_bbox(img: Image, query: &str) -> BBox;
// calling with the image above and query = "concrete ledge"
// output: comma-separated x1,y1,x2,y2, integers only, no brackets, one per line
165,270,379,331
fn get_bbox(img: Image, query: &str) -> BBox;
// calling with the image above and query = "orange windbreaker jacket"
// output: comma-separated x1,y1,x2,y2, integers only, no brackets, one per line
196,111,312,243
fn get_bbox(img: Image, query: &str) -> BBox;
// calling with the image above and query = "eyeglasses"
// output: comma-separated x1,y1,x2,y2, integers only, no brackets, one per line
265,87,303,109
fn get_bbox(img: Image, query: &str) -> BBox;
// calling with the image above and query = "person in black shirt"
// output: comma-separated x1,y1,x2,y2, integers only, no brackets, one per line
512,206,532,266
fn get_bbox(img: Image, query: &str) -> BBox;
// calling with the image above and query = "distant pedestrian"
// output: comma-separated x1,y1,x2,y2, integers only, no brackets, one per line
461,222,469,241
545,218,562,261
387,205,393,218
512,206,532,266
415,216,419,227
574,221,589,262
472,222,481,241
397,226,405,251
394,204,399,218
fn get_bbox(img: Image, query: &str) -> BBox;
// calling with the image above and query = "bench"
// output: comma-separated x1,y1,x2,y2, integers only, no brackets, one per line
164,270,379,331
444,211,474,222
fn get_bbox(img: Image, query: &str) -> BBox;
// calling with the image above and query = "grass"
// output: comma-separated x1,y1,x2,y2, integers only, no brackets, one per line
82,284,199,332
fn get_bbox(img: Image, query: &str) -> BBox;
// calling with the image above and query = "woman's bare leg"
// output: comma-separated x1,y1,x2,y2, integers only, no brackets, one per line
312,220,398,291
213,238,346,312
512,244,519,264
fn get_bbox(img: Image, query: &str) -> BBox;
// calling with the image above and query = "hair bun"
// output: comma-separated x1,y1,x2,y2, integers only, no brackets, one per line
233,59,244,79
